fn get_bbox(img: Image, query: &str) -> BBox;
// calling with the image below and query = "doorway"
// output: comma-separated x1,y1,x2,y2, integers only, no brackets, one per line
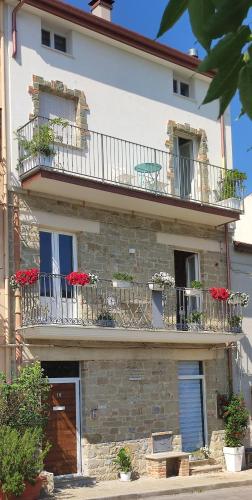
42,361,81,476
174,250,200,327
178,361,207,452
173,137,195,198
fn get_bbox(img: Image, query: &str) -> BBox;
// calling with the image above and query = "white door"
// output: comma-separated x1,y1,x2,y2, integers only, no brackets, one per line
186,254,200,287
174,137,195,198
39,231,77,323
178,361,207,452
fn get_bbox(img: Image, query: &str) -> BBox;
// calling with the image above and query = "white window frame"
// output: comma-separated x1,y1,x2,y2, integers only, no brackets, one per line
173,74,194,99
49,378,82,476
178,366,208,447
41,24,72,56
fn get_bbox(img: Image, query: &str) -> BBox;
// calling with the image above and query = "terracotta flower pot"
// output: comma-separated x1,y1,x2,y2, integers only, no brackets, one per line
0,477,43,500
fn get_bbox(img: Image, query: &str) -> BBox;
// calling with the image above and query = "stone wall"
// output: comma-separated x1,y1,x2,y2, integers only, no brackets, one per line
16,193,227,288
81,356,228,480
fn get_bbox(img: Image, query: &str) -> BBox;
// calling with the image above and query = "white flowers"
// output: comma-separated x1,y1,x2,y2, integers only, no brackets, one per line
228,292,249,308
151,272,175,288
88,273,98,285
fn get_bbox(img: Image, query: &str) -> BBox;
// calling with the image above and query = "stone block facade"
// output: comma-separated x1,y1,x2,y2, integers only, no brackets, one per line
80,357,227,480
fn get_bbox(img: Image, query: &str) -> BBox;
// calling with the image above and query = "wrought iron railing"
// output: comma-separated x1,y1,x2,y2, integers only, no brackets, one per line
20,274,243,334
17,117,245,212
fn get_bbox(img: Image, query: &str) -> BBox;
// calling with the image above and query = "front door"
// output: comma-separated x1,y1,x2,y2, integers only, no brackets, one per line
45,379,80,476
178,361,206,452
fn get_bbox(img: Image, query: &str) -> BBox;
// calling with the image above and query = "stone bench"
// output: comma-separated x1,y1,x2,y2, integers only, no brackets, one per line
146,451,190,479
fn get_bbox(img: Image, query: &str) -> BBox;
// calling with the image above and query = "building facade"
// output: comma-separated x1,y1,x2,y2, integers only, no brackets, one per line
1,0,247,480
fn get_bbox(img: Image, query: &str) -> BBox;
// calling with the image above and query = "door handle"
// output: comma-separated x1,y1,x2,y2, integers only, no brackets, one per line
53,406,65,411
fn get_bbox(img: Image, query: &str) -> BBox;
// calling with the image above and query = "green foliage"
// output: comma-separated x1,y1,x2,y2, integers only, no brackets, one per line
113,272,134,282
16,117,68,161
219,169,247,200
228,315,242,329
113,448,132,473
223,394,249,447
188,311,204,323
191,280,202,289
0,361,50,432
0,426,50,497
157,0,252,118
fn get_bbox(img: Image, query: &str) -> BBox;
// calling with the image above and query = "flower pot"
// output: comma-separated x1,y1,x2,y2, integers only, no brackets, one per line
112,280,133,289
119,471,132,481
23,155,53,172
185,288,202,297
148,283,164,291
223,446,244,472
0,477,43,500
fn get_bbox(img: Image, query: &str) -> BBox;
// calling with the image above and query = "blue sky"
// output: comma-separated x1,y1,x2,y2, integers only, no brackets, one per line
67,0,252,193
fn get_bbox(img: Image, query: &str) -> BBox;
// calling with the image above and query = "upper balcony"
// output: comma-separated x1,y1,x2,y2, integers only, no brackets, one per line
20,274,244,345
17,117,245,226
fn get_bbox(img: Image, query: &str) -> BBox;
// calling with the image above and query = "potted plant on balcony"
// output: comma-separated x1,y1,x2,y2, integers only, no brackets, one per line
112,273,133,289
228,292,249,308
148,271,175,291
187,311,204,331
217,169,246,211
185,280,203,297
223,394,249,472
228,315,242,333
96,311,115,328
113,447,132,481
16,117,68,171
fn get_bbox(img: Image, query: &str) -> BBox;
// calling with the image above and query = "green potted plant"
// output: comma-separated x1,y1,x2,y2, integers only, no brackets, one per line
96,311,115,328
0,427,50,500
218,169,246,210
223,394,249,472
228,315,242,333
185,280,203,297
113,447,132,481
187,311,204,331
112,272,134,289
16,117,68,171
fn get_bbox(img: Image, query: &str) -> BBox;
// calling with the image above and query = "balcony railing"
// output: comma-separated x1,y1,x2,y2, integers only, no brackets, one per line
20,274,243,334
17,117,244,212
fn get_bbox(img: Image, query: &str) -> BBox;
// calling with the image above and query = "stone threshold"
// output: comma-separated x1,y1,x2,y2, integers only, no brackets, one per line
53,470,252,499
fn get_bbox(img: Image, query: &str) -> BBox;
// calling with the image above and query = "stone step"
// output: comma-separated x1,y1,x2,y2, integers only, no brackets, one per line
190,464,223,475
189,458,214,467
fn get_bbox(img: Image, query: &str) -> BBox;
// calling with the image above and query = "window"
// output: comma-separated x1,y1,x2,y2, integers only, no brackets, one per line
41,27,67,53
173,77,191,98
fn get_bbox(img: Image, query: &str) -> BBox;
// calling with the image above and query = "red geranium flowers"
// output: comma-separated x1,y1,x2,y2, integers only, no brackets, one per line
66,272,90,286
209,287,230,301
10,268,39,289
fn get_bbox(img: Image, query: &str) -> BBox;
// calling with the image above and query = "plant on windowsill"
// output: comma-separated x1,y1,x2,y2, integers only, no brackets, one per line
96,311,115,328
185,280,203,297
228,315,242,333
187,311,204,331
16,117,68,170
113,447,132,482
148,271,175,291
223,394,249,472
112,273,134,289
217,169,246,211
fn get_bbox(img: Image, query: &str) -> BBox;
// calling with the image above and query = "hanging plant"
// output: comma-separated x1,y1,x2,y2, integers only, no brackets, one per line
10,268,39,290
66,272,91,286
209,287,230,302
228,292,249,308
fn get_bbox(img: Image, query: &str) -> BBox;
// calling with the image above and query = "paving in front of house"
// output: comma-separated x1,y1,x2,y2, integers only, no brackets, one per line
51,470,252,499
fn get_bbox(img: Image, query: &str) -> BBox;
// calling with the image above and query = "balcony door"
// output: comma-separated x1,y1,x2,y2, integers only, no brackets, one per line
173,137,196,199
39,231,77,323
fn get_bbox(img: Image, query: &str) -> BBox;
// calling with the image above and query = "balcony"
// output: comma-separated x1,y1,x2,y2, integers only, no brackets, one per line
17,117,244,226
20,274,244,345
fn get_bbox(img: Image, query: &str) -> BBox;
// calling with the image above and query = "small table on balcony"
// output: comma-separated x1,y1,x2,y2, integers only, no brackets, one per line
135,162,162,192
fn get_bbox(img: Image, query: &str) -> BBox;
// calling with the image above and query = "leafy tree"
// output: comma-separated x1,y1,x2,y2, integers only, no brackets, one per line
0,361,50,432
157,0,252,118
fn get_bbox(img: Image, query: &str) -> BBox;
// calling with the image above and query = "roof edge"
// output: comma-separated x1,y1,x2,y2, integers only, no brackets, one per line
25,0,214,77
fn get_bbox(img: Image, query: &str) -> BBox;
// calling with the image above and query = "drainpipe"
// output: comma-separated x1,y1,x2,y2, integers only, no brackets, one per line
221,114,233,394
12,0,26,59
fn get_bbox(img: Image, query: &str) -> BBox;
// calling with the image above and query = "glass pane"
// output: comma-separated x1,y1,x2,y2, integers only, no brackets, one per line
173,79,178,93
180,82,190,97
41,29,51,47
40,231,52,297
59,234,73,298
54,34,66,52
